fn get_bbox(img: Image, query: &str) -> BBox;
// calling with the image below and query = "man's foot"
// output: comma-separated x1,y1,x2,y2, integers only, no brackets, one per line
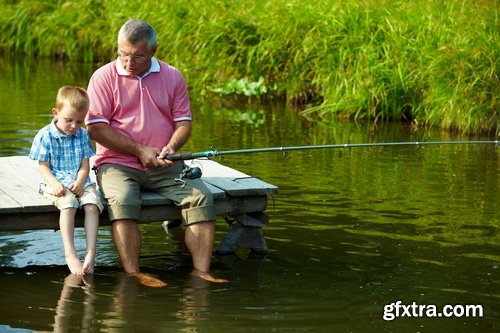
65,254,84,275
130,272,167,288
191,269,229,283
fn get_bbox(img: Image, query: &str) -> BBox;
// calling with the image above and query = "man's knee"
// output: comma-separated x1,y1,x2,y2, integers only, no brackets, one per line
111,219,137,234
107,204,142,221
112,219,137,228
182,205,216,225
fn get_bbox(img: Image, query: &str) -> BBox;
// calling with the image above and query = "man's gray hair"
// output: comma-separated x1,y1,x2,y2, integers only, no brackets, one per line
118,19,157,50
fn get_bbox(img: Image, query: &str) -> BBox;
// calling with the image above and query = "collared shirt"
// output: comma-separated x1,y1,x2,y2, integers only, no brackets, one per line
29,119,95,188
85,57,192,171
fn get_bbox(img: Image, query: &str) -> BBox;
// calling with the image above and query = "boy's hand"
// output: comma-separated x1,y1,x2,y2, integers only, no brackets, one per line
50,182,66,197
68,182,84,197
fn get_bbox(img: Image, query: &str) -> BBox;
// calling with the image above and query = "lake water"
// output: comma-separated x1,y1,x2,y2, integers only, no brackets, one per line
0,57,498,332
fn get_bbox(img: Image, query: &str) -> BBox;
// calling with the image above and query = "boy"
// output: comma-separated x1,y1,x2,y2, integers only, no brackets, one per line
30,86,103,275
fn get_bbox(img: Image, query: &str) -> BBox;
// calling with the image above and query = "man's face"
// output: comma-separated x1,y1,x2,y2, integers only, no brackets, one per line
117,38,155,76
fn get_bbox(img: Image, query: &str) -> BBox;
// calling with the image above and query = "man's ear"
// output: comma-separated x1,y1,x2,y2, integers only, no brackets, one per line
51,108,59,118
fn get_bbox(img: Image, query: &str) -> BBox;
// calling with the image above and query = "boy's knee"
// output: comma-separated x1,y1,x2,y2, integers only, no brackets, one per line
83,204,100,214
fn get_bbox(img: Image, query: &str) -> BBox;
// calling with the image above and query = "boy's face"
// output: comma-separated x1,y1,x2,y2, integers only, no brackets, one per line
52,104,87,136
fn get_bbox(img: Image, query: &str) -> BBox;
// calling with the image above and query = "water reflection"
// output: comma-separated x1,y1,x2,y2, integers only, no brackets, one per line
0,56,498,332
53,274,96,332
175,275,212,325
41,229,269,332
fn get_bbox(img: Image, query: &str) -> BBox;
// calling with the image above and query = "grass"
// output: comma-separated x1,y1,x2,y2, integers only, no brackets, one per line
0,0,498,135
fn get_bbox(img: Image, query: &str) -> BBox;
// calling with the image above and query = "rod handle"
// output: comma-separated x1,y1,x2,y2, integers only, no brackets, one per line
164,152,194,161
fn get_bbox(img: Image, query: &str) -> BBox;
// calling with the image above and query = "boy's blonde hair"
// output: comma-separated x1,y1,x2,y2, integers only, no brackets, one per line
55,86,89,112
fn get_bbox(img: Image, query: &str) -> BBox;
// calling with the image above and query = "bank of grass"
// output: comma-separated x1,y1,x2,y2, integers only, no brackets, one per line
1,0,498,135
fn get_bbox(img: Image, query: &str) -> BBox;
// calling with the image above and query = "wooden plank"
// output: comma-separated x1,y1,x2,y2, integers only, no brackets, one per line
203,182,226,199
0,159,55,212
0,187,24,213
0,157,42,195
203,176,278,196
2,156,41,183
0,195,269,231
195,159,249,178
0,157,226,210
0,156,274,197
0,156,52,211
0,156,278,232
214,195,269,216
195,158,278,196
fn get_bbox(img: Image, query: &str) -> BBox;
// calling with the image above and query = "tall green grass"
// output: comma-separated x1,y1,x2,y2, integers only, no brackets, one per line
0,0,498,135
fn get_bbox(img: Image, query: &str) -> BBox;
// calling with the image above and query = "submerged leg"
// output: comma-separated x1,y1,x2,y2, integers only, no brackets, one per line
112,219,166,287
185,221,228,283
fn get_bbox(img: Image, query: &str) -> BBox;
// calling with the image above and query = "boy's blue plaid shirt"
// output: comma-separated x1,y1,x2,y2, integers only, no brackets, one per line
29,119,95,189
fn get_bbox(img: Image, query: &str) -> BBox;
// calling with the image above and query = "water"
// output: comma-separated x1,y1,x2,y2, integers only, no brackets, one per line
0,57,498,332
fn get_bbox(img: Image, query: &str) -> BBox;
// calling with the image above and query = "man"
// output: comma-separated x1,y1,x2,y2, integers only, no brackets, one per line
86,19,225,286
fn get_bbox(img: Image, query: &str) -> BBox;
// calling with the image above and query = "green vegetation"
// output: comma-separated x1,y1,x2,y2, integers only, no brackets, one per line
0,0,498,135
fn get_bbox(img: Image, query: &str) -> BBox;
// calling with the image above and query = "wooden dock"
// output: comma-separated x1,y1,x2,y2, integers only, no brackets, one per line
0,156,278,253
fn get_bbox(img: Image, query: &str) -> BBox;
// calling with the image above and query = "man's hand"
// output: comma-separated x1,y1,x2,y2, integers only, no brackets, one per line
157,145,176,168
137,145,172,168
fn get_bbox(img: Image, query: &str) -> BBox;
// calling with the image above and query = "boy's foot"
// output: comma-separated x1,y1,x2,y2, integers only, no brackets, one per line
64,273,84,287
83,253,95,275
130,272,167,288
65,254,84,275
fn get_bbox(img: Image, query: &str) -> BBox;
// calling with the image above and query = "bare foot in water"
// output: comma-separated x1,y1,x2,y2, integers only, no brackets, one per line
191,269,229,283
83,253,95,275
65,254,84,275
64,273,84,287
130,272,167,288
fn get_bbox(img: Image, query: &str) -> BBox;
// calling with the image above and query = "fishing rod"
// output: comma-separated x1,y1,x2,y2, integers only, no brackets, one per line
165,140,499,161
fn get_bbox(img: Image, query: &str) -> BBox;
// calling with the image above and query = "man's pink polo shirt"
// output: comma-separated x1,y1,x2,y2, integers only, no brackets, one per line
85,57,192,171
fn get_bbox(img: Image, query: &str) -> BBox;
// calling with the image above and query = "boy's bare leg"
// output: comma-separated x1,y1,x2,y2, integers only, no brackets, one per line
59,208,84,275
82,204,99,275
112,219,166,287
185,221,228,283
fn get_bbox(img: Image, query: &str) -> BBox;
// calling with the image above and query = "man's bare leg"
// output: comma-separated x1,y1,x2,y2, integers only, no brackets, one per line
112,219,166,287
185,221,228,283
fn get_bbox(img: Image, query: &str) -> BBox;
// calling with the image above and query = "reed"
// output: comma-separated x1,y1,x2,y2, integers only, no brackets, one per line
0,0,497,135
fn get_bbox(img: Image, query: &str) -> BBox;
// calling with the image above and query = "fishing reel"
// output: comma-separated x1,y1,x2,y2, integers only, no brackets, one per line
175,165,202,188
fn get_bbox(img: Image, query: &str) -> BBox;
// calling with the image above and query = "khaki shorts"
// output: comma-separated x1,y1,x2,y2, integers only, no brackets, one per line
41,184,104,212
97,163,215,225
